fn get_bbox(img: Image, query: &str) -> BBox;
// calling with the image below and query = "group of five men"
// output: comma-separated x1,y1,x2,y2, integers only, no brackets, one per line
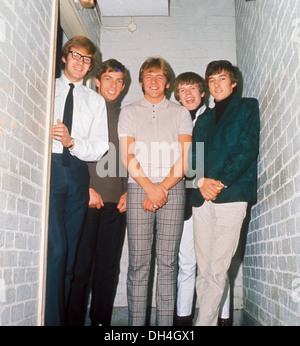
45,35,259,327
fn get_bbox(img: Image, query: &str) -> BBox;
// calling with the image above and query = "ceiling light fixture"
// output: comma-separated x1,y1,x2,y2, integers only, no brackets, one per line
79,0,94,8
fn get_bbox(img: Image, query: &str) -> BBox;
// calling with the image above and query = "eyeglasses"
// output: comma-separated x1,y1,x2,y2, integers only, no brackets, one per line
69,51,93,64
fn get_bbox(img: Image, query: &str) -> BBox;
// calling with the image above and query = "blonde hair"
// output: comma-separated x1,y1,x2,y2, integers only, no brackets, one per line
139,57,171,85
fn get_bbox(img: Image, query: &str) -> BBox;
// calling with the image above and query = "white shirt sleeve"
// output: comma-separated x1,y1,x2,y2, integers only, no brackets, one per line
52,77,109,162
71,91,109,162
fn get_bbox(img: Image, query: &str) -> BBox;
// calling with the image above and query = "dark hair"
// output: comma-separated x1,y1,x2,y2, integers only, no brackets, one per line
205,60,238,86
95,59,127,82
173,72,206,102
139,57,172,85
62,35,97,70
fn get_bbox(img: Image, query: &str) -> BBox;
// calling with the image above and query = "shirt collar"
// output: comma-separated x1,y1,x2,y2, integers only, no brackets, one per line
61,74,84,88
197,104,206,115
142,96,168,108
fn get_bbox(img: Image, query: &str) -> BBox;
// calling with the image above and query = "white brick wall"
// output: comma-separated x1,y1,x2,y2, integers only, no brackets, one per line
235,0,300,326
0,0,104,326
0,0,55,326
100,0,236,106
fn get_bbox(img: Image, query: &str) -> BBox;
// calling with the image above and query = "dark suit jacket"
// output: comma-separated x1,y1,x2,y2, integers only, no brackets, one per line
190,93,260,207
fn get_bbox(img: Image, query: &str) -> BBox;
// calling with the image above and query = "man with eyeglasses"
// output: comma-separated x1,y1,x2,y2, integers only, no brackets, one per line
45,35,109,326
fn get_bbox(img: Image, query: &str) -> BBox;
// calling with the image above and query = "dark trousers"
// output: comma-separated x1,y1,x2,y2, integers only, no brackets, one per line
45,154,89,326
67,203,126,326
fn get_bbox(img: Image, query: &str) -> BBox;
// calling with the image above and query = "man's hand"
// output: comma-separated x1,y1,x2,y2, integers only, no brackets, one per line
52,119,72,147
143,196,158,213
197,178,224,201
88,188,104,209
117,193,127,213
144,184,168,208
142,184,169,212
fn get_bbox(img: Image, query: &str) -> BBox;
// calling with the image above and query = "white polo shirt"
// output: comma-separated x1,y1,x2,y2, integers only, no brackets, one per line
118,97,193,183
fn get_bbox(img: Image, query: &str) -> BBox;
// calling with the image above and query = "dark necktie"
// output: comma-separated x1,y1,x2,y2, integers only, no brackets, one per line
62,83,74,166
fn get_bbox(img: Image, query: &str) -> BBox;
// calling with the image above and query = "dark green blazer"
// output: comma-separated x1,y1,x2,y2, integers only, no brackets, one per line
190,93,260,207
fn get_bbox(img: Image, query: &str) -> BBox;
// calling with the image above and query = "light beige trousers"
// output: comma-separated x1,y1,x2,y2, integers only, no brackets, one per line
193,201,247,326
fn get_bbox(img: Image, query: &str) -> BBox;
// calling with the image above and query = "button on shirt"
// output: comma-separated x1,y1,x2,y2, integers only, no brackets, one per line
52,74,109,162
118,97,193,183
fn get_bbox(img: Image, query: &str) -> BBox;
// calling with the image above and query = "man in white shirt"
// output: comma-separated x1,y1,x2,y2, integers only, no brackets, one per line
45,36,108,326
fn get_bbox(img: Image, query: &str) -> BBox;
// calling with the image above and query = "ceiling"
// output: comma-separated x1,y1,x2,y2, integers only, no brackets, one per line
97,0,169,17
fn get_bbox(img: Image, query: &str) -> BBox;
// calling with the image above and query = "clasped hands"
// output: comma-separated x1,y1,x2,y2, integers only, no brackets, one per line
141,177,224,212
143,184,168,213
197,177,224,201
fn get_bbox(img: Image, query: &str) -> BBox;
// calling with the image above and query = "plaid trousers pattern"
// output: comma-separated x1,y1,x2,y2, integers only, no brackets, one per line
126,181,185,326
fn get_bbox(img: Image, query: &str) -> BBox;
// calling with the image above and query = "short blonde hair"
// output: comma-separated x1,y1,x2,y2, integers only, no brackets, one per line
139,57,171,85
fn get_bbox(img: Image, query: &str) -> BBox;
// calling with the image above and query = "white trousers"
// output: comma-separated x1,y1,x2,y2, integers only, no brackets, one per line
193,201,247,326
177,215,231,318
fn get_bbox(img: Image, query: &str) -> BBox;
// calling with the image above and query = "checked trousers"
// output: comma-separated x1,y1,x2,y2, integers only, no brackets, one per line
126,181,185,326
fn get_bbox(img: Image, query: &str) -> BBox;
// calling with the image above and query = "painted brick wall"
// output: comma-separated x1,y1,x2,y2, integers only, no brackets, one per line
99,0,240,309
0,0,55,326
235,0,300,326
0,0,104,326
100,0,236,106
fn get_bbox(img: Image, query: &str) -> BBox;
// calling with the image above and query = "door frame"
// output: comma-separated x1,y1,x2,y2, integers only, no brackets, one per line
38,0,93,325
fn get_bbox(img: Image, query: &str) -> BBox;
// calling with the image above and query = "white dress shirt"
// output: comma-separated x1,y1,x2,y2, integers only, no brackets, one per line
52,74,109,162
